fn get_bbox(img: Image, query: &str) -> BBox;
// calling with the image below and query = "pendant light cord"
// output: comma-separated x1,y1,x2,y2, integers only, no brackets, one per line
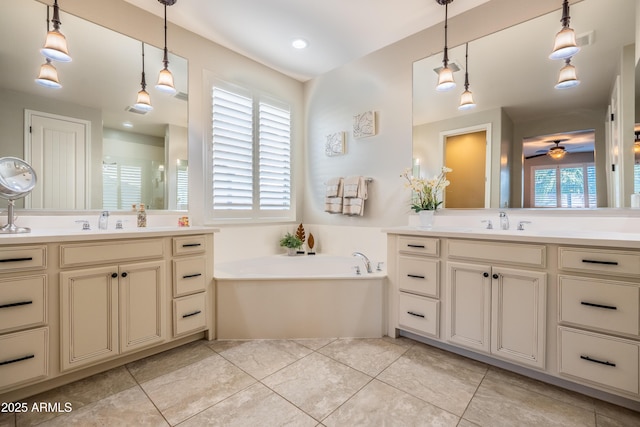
141,43,147,89
162,3,169,69
463,43,469,90
560,0,570,28
52,0,61,32
442,2,449,67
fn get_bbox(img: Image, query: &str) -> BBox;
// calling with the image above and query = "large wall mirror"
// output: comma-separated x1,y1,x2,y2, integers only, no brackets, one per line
0,0,188,211
413,0,636,209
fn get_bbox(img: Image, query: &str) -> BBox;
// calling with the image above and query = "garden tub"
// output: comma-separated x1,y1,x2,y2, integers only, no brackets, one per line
214,254,386,339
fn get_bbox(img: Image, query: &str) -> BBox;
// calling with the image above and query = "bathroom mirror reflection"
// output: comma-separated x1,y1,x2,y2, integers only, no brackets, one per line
0,0,188,211
413,0,636,208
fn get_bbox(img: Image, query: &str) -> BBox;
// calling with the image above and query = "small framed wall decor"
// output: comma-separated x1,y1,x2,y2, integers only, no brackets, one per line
353,110,376,139
325,131,345,156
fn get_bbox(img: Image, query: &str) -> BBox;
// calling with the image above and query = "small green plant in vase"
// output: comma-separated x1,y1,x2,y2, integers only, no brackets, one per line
279,232,303,255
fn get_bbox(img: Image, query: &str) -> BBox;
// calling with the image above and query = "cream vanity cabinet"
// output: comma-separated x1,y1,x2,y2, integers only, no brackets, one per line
557,246,640,397
446,239,547,369
171,235,208,337
59,239,166,371
0,246,49,390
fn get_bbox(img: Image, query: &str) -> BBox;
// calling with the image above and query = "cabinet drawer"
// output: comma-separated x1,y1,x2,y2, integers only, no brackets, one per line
397,236,439,256
0,275,47,333
173,235,206,256
0,327,48,390
558,327,639,395
0,246,46,272
558,247,640,277
398,256,439,297
398,293,439,338
559,276,639,335
448,240,546,268
173,293,206,337
173,257,207,297
60,239,164,268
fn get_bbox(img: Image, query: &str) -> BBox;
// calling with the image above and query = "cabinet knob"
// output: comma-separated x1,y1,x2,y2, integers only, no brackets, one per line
121,272,128,278
492,273,499,279
483,272,489,278
111,273,118,278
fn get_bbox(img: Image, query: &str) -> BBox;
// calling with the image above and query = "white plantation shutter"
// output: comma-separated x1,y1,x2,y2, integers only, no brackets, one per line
102,162,142,209
212,87,253,210
209,80,293,221
259,101,291,210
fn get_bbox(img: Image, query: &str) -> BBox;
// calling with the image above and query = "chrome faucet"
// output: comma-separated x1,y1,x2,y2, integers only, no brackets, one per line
352,252,372,273
499,211,509,230
98,211,109,230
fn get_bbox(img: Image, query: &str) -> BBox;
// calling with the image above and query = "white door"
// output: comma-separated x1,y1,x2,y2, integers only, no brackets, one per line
24,110,90,209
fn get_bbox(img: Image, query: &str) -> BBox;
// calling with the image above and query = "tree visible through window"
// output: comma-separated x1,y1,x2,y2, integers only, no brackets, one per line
532,164,596,208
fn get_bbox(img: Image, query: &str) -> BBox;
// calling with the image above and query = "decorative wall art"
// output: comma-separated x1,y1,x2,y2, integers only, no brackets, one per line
353,110,376,138
325,131,345,156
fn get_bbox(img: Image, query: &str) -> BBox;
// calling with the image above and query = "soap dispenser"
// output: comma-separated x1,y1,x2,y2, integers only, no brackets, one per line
137,203,147,227
98,211,109,230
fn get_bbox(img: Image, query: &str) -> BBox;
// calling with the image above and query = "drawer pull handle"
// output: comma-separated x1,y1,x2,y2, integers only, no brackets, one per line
182,243,202,248
0,257,33,263
580,301,617,310
407,311,425,318
407,244,425,249
581,259,619,266
0,354,35,366
407,274,425,279
182,273,202,279
0,300,33,309
182,310,202,319
580,355,616,367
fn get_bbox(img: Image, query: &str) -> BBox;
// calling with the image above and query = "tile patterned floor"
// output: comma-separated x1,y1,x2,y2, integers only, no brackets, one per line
1,337,639,426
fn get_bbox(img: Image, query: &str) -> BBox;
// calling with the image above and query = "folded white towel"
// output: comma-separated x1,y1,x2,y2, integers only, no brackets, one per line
342,197,364,216
325,177,343,197
343,176,361,198
324,197,343,214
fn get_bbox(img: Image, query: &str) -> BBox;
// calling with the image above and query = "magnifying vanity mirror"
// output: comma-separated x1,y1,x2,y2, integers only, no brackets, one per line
0,0,188,213
0,157,37,233
413,0,637,209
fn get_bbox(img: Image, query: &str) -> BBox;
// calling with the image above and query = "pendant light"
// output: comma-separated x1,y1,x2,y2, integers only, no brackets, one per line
156,0,177,95
134,43,153,112
458,43,476,111
35,6,62,89
40,0,71,62
549,0,579,60
555,58,580,89
435,0,456,92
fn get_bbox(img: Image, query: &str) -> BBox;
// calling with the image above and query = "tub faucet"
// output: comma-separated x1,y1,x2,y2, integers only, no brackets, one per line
352,252,372,273
499,211,509,230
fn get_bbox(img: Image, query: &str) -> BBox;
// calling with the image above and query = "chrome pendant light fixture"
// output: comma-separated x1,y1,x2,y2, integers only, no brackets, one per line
435,0,456,92
40,0,71,62
156,0,177,95
458,43,475,111
549,0,580,60
134,43,153,112
555,58,580,89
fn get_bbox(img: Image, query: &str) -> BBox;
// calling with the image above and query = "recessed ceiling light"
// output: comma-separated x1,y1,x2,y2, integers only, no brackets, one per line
292,38,308,49
122,121,134,128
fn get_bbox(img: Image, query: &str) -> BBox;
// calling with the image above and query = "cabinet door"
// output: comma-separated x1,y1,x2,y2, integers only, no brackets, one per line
60,266,119,371
491,267,546,369
446,261,491,352
119,260,166,353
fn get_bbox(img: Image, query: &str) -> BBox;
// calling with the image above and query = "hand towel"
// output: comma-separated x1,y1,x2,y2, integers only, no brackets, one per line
324,197,343,214
342,176,368,216
325,177,343,197
343,175,361,198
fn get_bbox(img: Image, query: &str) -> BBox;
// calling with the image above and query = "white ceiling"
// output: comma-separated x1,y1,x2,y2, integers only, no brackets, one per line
123,0,490,82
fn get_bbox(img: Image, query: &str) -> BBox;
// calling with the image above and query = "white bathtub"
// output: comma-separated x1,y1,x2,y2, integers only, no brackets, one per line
214,254,387,339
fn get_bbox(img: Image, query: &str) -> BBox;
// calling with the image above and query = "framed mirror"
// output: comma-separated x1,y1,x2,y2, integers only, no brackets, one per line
0,0,188,211
413,0,636,208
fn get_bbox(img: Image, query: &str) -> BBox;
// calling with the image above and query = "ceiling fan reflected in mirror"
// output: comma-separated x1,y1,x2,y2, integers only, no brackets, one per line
546,139,568,160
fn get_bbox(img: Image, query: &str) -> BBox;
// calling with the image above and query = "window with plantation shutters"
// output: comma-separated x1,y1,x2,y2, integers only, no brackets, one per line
102,161,142,210
209,80,292,221
532,163,596,208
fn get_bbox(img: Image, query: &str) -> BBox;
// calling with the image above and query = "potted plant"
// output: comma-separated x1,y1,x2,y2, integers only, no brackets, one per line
401,166,452,228
279,232,303,255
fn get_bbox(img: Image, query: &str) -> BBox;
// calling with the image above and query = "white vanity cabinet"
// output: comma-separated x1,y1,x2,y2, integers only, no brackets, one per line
446,240,547,369
0,246,49,390
557,246,640,397
0,227,215,403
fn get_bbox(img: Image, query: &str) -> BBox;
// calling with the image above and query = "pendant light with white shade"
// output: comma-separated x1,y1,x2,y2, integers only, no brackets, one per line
555,58,580,89
35,6,62,89
134,43,153,112
40,0,71,63
458,43,476,110
549,0,580,60
435,0,456,92
156,0,177,96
